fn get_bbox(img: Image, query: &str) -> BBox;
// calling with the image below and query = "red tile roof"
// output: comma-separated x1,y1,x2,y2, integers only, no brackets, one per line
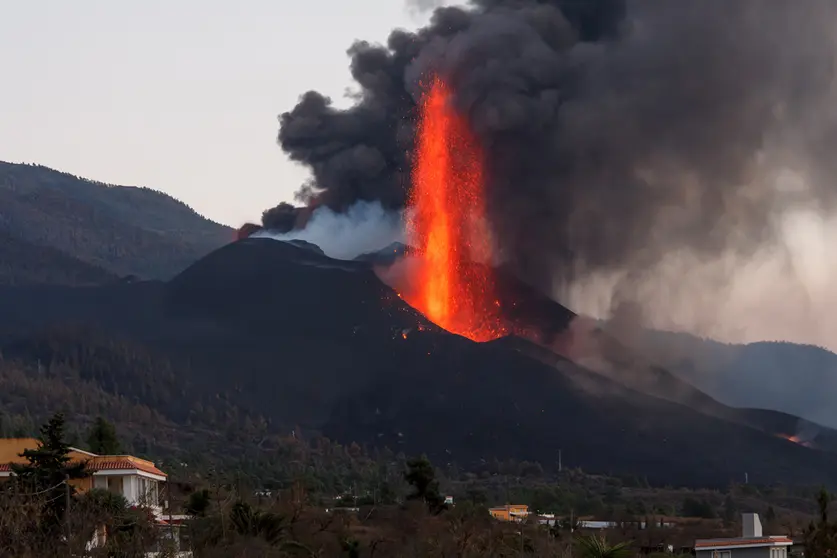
90,460,167,477
0,460,165,477
696,538,793,548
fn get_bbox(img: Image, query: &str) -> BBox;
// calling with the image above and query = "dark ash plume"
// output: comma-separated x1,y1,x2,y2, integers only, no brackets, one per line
278,0,837,345
261,202,306,233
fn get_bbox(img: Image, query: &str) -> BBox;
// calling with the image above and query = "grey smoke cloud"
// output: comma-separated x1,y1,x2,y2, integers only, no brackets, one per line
405,0,448,14
277,0,837,349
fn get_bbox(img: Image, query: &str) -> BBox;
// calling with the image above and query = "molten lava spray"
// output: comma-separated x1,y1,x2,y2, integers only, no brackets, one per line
406,77,506,342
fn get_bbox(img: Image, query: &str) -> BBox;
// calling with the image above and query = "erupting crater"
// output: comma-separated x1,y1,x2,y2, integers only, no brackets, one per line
403,76,509,342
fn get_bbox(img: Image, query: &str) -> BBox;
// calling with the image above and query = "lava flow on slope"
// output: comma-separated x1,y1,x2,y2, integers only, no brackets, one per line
404,76,508,342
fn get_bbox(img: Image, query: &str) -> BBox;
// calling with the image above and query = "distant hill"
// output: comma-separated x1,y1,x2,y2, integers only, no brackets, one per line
0,161,232,283
1,238,837,488
626,330,837,431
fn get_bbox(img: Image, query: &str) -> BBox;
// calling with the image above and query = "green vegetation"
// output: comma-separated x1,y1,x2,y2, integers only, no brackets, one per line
404,454,447,513
576,534,633,558
0,348,823,525
804,488,837,556
86,417,121,455
0,413,830,557
10,413,89,528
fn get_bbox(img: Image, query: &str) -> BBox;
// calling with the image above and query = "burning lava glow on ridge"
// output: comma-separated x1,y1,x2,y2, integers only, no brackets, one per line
404,77,508,342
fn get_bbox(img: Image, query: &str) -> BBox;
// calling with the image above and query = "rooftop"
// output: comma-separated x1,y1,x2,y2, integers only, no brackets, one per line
695,513,791,550
0,438,166,478
695,537,793,550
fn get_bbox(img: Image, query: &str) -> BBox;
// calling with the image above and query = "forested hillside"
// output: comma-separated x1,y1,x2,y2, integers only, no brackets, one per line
0,161,231,283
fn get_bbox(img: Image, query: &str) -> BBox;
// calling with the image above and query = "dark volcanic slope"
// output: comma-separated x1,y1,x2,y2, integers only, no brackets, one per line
0,161,231,282
0,238,836,487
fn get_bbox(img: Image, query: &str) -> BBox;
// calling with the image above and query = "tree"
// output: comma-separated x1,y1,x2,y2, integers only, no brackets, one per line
86,416,121,455
576,533,633,558
765,504,777,524
723,494,737,527
682,496,716,519
11,412,90,528
404,455,446,513
186,489,212,517
805,488,837,557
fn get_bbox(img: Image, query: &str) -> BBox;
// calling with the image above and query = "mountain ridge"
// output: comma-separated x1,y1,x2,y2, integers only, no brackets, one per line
623,328,837,430
0,161,231,283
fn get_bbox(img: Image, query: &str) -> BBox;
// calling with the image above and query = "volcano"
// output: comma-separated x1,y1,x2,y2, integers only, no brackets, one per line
1,237,837,487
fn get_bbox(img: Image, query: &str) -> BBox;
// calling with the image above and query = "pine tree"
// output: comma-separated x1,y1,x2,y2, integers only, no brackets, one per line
805,488,837,556
86,416,121,455
404,455,446,514
723,494,737,527
11,413,90,528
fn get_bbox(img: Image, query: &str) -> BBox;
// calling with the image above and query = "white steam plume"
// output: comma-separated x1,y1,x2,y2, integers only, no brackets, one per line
255,201,404,260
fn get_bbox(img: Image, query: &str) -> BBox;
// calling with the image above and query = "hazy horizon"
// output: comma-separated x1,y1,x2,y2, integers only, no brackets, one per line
0,0,454,227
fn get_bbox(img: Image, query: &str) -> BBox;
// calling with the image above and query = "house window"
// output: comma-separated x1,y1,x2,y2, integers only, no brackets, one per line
137,477,158,507
712,552,731,558
770,548,787,558
107,476,123,496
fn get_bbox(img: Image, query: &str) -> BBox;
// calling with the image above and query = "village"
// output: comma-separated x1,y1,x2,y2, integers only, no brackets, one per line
0,426,817,557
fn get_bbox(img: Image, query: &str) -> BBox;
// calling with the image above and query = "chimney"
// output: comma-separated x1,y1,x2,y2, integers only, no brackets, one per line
742,513,762,538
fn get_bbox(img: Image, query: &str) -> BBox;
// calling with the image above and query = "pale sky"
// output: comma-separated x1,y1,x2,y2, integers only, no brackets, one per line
0,0,451,227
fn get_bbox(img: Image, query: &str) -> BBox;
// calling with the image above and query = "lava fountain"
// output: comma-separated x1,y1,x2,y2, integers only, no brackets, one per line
405,76,507,342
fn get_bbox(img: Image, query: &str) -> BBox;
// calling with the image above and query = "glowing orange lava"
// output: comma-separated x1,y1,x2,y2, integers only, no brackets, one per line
405,76,507,342
778,433,812,448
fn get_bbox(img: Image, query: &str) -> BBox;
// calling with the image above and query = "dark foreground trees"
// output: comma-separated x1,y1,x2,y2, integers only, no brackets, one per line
805,488,837,556
5,415,832,557
0,413,153,557
86,416,121,455
10,413,89,528
576,533,633,558
404,454,447,513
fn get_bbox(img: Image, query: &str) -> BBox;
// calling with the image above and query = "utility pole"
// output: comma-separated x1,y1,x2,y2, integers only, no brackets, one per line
505,475,510,505
558,449,562,473
168,476,174,550
569,508,574,558
520,520,524,553
64,474,71,543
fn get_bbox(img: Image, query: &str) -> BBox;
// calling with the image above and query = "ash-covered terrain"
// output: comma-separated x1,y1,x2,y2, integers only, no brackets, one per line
1,236,837,488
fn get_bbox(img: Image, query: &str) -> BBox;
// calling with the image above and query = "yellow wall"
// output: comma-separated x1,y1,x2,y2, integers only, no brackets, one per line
0,438,98,494
0,438,41,463
489,505,529,522
0,438,95,464
71,477,93,493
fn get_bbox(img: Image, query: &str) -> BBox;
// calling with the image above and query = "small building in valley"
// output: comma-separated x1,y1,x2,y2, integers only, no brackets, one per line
695,513,792,558
489,504,529,522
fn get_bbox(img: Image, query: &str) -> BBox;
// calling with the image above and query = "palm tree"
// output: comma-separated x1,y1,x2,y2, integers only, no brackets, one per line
576,533,633,558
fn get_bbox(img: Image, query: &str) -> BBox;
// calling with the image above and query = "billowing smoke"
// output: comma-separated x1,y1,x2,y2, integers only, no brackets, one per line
277,0,837,348
405,0,448,15
254,201,403,260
